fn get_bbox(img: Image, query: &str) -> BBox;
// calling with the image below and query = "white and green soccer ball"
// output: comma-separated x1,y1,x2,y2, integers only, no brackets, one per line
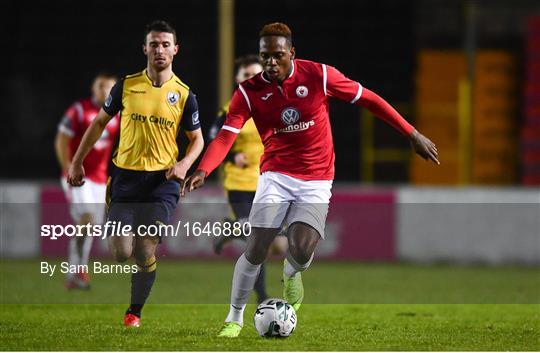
254,298,297,337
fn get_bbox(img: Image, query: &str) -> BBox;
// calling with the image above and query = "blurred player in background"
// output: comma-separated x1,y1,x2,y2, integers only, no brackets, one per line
67,20,204,327
209,55,287,304
184,22,439,337
55,72,119,290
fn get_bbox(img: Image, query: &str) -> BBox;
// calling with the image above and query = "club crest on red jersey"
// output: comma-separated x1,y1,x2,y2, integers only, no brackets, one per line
281,108,300,125
296,85,308,98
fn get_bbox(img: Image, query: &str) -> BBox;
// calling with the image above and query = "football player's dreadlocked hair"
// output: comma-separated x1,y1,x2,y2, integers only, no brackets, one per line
259,22,292,46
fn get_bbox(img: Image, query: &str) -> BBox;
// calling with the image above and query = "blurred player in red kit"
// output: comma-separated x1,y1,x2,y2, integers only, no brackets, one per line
184,23,439,337
55,72,119,290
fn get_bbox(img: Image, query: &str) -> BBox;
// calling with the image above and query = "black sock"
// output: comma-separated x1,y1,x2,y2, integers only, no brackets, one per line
126,304,143,317
254,262,268,302
127,270,156,317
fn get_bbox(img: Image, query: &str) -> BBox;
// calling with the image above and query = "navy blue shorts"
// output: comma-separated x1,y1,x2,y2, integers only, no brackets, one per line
227,190,256,221
106,165,180,236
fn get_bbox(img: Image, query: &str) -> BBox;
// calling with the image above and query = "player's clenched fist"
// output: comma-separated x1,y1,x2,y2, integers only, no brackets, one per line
181,170,206,197
67,163,86,187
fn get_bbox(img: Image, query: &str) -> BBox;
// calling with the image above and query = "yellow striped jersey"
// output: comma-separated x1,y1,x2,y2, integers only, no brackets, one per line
103,69,200,171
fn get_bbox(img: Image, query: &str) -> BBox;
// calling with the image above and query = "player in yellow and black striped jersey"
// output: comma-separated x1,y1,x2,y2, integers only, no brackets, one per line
209,55,287,303
104,69,199,171
67,20,204,327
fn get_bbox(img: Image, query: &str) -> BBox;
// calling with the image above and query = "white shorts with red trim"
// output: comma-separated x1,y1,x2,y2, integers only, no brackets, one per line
60,178,106,224
249,171,332,238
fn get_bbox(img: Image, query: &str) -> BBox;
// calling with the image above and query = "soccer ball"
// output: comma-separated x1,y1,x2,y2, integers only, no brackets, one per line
254,298,297,337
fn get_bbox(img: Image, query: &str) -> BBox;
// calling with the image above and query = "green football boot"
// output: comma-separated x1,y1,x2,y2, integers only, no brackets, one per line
283,260,304,311
217,322,242,338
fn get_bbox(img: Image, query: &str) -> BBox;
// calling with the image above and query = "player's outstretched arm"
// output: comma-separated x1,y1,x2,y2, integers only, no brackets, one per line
182,87,250,196
357,88,439,165
324,65,439,164
181,128,239,196
166,128,204,184
67,109,113,186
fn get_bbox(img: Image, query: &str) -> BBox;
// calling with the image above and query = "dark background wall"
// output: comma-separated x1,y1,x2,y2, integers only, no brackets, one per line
3,0,217,179
2,0,414,182
5,0,535,182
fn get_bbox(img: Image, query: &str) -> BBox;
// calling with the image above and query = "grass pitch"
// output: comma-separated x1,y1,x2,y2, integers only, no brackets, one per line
1,259,539,351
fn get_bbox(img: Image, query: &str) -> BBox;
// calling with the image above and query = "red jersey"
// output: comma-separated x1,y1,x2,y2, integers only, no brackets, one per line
199,59,414,181
58,98,119,183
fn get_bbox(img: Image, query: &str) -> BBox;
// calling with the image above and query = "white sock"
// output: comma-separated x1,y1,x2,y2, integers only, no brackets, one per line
66,238,80,280
225,253,261,325
79,236,93,266
284,252,314,278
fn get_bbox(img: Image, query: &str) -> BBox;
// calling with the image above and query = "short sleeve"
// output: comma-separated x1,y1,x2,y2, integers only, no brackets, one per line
102,79,124,116
180,91,201,131
222,87,251,133
57,102,81,137
324,64,363,104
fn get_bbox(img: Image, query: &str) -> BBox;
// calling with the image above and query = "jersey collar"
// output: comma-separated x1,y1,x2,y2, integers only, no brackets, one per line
289,59,295,78
143,69,175,87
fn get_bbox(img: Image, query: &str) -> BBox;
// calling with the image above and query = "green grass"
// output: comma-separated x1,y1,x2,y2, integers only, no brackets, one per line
1,260,539,350
2,304,538,350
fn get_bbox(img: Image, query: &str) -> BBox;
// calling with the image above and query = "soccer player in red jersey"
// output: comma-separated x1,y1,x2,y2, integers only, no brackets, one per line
55,73,119,290
210,55,288,304
183,23,439,337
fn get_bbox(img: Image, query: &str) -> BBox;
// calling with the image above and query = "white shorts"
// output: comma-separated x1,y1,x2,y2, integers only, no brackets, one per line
60,178,107,224
249,171,332,238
